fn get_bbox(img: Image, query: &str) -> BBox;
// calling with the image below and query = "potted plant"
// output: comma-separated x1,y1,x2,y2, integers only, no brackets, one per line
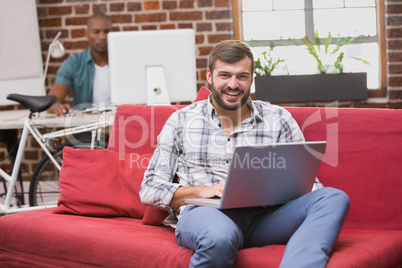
254,47,287,76
254,31,369,103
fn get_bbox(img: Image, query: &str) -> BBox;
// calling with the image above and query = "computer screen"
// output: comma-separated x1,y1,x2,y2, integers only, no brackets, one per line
0,0,43,106
108,29,197,105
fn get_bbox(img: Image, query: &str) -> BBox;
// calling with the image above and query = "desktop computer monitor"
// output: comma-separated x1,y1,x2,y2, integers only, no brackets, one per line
108,29,197,105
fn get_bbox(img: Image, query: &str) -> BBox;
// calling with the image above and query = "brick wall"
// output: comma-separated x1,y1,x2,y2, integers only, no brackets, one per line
37,0,234,93
1,0,401,184
386,0,402,108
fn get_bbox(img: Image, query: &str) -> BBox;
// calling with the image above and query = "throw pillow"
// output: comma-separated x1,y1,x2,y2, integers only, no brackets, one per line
54,147,152,218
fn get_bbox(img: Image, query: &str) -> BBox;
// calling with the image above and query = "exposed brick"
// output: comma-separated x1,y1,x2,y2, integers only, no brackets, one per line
389,89,402,99
215,0,230,7
388,76,402,88
110,3,125,12
197,22,212,32
353,102,388,108
39,18,62,27
387,40,402,50
180,0,195,8
0,162,12,173
142,25,158,30
71,28,86,38
195,34,204,44
386,3,402,14
199,45,213,56
144,1,160,10
197,0,212,8
170,11,203,21
112,26,120,32
163,1,177,10
65,17,88,26
196,58,208,68
200,69,207,80
128,2,142,11
205,10,231,20
216,22,231,32
49,6,73,16
75,5,90,14
122,26,140,31
44,29,68,39
388,101,402,109
178,23,193,28
387,15,402,26
48,65,63,75
386,28,402,38
388,64,402,74
36,7,48,17
64,40,89,50
110,14,133,23
387,51,402,62
23,150,39,160
93,4,107,14
207,34,232,43
135,13,167,23
160,24,176,29
38,0,63,3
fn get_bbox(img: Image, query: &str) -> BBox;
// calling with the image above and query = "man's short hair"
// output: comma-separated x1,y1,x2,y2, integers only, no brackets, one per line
208,40,254,74
87,12,112,27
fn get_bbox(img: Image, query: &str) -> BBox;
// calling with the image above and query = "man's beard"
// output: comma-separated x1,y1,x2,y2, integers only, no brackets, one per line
210,82,250,111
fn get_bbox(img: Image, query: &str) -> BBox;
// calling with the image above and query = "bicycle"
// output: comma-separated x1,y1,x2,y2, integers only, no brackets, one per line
0,94,114,214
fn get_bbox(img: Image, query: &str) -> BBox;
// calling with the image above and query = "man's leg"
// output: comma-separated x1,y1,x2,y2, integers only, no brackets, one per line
246,187,350,268
175,206,244,268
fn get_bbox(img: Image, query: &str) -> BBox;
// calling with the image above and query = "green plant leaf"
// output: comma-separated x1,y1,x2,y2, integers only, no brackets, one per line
324,32,332,54
296,32,368,74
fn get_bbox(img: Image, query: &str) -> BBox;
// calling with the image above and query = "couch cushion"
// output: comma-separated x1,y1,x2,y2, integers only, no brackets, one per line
0,208,193,268
54,147,150,218
107,104,186,155
1,209,401,267
142,206,169,225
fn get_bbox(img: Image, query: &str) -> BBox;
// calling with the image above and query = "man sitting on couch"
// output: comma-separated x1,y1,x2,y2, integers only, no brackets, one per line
140,40,350,268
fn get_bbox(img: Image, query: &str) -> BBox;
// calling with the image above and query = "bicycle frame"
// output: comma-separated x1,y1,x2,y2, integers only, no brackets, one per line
0,112,112,214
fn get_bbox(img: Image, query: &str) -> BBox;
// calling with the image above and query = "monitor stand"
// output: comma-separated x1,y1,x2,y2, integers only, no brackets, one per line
146,66,171,105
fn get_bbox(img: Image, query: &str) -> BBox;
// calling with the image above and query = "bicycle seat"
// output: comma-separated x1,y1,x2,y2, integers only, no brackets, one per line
7,94,57,113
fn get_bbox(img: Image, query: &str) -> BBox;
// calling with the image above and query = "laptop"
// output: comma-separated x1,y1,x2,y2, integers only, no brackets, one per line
185,141,327,209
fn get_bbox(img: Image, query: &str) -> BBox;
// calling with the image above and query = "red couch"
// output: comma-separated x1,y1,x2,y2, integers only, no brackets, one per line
0,93,401,267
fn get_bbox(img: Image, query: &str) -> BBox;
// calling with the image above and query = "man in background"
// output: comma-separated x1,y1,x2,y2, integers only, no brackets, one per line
47,13,113,116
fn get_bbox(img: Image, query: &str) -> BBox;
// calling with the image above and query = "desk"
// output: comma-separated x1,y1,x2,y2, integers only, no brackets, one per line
0,109,115,130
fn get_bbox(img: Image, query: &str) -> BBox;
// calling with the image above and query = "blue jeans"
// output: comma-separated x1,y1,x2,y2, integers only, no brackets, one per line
175,187,350,268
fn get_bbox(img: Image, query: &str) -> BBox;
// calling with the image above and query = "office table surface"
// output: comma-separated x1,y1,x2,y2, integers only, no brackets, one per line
0,109,115,130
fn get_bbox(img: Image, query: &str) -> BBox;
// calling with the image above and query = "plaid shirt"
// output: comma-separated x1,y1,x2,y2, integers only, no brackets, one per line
140,97,323,227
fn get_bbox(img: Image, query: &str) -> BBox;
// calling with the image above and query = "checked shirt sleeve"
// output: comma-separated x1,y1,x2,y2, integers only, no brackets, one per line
139,112,182,210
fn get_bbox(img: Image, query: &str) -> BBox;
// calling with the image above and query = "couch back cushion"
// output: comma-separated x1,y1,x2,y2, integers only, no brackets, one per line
286,107,402,230
107,87,211,155
108,97,401,230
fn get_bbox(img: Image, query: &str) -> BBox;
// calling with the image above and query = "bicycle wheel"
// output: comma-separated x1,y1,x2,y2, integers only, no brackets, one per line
29,141,105,207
